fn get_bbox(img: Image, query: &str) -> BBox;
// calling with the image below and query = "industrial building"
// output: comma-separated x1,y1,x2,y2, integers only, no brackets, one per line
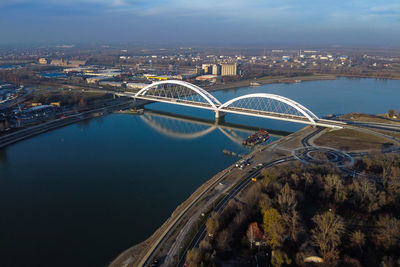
202,63,237,76
50,59,86,67
221,63,238,76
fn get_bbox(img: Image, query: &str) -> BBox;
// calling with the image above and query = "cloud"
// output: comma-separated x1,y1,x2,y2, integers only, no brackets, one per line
0,0,399,46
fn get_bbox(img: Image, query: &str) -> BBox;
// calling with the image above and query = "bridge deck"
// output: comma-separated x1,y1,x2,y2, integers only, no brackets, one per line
117,92,344,129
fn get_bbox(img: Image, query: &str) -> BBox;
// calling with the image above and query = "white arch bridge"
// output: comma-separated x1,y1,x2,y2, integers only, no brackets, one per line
116,80,345,128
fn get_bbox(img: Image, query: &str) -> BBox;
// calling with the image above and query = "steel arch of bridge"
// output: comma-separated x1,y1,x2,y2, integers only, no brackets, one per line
130,80,323,126
218,93,319,124
135,80,221,109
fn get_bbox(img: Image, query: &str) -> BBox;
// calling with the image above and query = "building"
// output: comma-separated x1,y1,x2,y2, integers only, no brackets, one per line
51,59,67,66
195,75,221,82
98,81,123,87
68,60,86,67
212,64,221,75
202,64,212,74
50,59,86,67
39,58,48,64
86,76,107,84
221,63,238,76
126,83,148,90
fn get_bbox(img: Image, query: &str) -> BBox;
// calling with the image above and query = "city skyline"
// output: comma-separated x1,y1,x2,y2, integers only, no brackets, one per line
1,0,399,47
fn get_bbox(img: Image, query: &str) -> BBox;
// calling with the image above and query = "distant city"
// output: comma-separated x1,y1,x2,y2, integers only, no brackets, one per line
1,45,400,133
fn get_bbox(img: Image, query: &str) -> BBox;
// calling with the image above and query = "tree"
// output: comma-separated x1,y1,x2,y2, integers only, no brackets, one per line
352,177,378,212
262,167,279,184
375,215,400,250
350,230,365,253
282,210,303,242
271,249,292,267
263,208,285,249
277,183,297,213
323,174,346,203
311,211,345,263
185,248,203,267
215,229,232,253
206,212,219,238
258,193,272,214
381,255,396,267
302,172,313,192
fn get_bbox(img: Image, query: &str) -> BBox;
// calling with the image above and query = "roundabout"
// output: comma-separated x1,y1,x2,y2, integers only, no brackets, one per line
293,146,353,167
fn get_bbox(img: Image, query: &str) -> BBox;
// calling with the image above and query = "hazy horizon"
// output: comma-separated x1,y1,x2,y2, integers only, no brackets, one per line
1,0,399,47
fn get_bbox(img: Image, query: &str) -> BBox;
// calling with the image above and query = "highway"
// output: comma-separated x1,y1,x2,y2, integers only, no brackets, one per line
135,163,238,267
176,156,295,267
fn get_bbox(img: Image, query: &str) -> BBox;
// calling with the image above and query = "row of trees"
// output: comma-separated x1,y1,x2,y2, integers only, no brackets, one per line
185,153,400,266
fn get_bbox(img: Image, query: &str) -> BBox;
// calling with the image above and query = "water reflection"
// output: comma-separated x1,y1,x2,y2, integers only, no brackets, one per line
0,148,7,167
140,108,289,149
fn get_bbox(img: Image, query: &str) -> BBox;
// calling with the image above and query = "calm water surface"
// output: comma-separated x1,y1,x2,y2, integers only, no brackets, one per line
0,78,399,266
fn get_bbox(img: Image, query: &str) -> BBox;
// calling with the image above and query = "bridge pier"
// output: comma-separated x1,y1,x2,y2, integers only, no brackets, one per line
215,110,225,123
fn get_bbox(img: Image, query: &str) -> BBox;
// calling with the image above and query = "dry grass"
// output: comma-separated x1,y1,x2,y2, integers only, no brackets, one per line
340,113,400,124
314,129,390,151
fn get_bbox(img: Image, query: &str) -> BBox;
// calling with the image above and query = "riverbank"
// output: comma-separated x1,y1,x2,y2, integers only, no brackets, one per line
109,126,315,266
0,99,148,149
204,74,337,92
204,73,400,94
110,114,400,266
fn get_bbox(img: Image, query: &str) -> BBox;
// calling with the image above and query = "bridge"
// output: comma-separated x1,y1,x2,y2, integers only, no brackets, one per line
117,80,346,128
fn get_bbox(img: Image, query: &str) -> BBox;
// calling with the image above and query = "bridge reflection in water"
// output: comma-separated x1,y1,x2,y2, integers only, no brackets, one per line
139,109,290,147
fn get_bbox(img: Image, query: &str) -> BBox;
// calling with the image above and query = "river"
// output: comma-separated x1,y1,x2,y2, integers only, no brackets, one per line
0,78,399,266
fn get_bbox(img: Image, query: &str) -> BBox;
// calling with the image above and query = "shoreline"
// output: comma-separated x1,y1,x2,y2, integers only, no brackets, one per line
0,99,147,149
204,74,337,92
204,73,399,93
109,127,312,267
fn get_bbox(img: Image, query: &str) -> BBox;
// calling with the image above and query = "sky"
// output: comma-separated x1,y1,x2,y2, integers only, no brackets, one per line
1,0,399,47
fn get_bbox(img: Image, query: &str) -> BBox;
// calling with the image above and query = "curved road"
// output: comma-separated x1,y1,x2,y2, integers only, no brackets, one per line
176,156,295,267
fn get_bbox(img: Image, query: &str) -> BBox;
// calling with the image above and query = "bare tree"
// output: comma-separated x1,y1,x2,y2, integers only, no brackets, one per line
350,230,365,253
246,223,256,248
302,172,313,192
258,193,272,214
311,211,345,263
282,210,303,242
278,183,297,213
375,215,400,250
352,177,378,212
323,174,346,203
215,229,232,253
